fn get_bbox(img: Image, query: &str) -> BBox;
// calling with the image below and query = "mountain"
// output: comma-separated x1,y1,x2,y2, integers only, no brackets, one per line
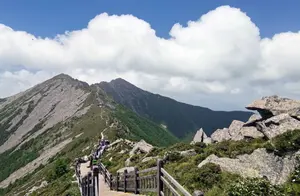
98,78,253,139
0,74,178,196
99,95,300,196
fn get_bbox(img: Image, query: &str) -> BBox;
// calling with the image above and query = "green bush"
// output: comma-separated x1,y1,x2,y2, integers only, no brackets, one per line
205,138,266,158
227,178,284,196
46,158,69,182
166,162,222,192
270,129,300,156
165,151,182,162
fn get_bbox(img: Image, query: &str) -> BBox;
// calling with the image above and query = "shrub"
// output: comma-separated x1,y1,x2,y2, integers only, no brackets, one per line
205,138,266,158
270,129,300,156
46,158,69,182
165,151,182,162
227,178,284,196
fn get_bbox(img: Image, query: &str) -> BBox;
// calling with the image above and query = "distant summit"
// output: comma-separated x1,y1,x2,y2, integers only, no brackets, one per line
98,78,252,139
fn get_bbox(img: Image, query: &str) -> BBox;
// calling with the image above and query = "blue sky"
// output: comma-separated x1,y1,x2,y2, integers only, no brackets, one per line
0,0,299,39
0,1,300,110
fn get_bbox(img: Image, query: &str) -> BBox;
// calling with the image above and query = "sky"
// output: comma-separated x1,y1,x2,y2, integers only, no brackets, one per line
0,0,300,110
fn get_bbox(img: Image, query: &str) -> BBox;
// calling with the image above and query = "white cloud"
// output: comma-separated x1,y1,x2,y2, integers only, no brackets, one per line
0,5,300,110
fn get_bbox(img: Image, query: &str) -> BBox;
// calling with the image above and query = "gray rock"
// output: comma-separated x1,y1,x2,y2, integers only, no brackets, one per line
245,113,262,125
198,148,300,185
191,128,212,144
129,140,153,156
125,158,131,167
257,113,300,139
246,95,300,118
193,190,204,196
180,149,197,157
240,126,264,139
211,119,264,142
142,156,157,163
228,120,244,137
211,128,231,142
117,167,135,173
203,137,212,144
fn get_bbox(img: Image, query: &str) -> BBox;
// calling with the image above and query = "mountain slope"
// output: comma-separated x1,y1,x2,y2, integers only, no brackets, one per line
98,78,253,139
0,74,178,196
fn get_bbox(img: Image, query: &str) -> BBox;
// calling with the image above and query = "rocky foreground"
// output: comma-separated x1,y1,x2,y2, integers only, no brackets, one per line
190,95,300,186
192,95,300,143
73,95,300,195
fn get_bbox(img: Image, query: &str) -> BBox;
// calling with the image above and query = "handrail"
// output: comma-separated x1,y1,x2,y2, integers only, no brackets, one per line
99,159,194,196
75,139,196,196
161,168,192,196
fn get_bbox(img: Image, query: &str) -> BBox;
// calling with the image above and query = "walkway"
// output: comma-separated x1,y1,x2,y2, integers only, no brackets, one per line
79,161,136,196
99,175,135,196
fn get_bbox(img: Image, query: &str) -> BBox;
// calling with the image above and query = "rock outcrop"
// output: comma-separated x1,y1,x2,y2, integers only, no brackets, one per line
190,128,212,144
180,149,197,157
211,95,300,142
211,128,231,142
257,113,300,139
129,140,153,156
246,95,300,118
198,148,300,185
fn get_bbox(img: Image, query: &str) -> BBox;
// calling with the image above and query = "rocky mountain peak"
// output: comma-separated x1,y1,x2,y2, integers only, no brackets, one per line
0,73,93,154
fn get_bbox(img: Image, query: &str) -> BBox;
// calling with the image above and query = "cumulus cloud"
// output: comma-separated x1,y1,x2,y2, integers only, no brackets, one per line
0,5,300,110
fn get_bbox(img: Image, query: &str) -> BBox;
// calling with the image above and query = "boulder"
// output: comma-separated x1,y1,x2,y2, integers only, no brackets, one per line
256,113,300,139
245,113,262,125
193,190,204,196
211,128,231,142
203,137,212,144
129,140,153,156
142,156,158,163
125,158,131,167
117,167,135,173
228,120,244,136
198,148,300,185
180,149,197,157
190,128,212,144
246,95,300,118
240,126,264,139
212,120,264,142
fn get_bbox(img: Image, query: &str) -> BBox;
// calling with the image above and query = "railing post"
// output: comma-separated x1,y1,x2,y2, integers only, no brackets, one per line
116,172,119,191
82,177,86,196
110,174,113,190
87,174,90,196
104,166,107,183
93,166,99,196
88,172,93,196
134,167,139,194
124,169,128,193
157,159,163,196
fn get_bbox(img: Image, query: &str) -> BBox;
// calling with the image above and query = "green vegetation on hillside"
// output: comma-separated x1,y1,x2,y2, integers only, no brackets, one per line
101,129,300,195
0,101,178,195
0,139,40,182
99,79,252,138
114,105,179,147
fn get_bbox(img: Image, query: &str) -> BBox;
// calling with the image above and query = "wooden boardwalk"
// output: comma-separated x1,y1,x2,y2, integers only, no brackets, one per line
80,162,136,196
99,175,136,196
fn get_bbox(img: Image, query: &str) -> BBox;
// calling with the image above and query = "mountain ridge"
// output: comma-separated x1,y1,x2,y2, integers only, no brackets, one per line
98,78,253,138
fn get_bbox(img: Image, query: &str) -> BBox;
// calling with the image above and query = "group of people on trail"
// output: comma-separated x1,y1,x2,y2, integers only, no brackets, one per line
89,137,110,168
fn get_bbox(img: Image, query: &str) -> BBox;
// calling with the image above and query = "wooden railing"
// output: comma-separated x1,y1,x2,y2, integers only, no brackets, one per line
75,160,100,196
99,159,193,196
